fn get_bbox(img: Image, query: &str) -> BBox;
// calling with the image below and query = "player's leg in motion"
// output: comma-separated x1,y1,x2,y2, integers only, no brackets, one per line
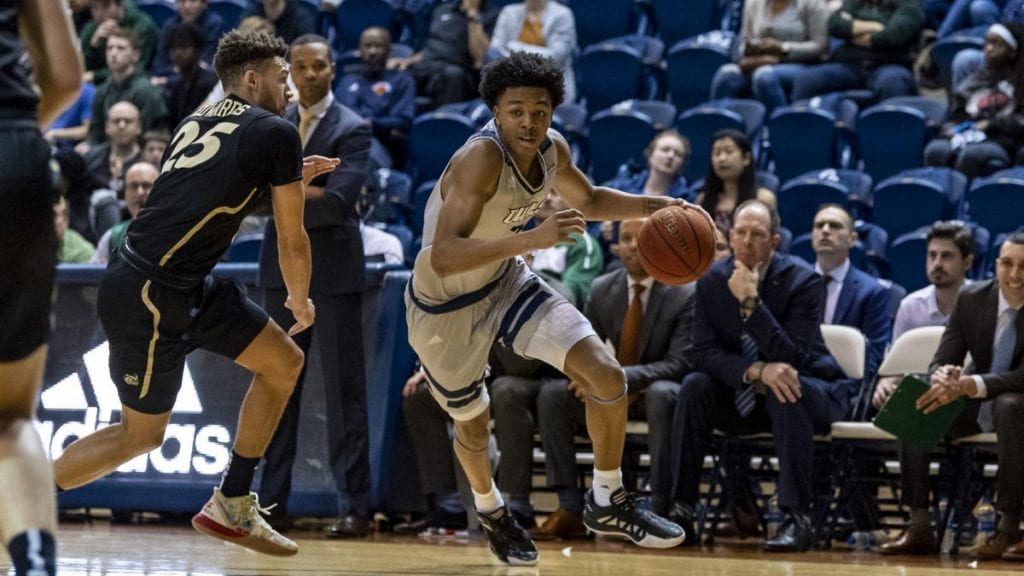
452,410,538,565
564,336,686,548
0,348,58,576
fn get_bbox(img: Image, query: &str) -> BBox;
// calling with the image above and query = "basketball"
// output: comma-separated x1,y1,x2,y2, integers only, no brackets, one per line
637,205,717,285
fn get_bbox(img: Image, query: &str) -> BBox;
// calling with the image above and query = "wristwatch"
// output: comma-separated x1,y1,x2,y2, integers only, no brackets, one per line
740,296,761,311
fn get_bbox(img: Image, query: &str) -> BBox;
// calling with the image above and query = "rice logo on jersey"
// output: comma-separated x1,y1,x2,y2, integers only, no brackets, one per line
35,341,231,476
504,200,544,231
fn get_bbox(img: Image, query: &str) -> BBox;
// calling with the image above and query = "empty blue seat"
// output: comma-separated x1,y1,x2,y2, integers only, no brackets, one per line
872,176,947,241
856,104,927,182
612,99,677,131
136,0,175,28
227,233,262,263
334,0,393,52
665,36,732,112
576,43,646,114
208,0,247,30
776,177,848,236
650,0,718,47
409,112,475,185
967,173,1024,236
568,0,637,48
768,106,837,182
675,105,745,183
887,230,930,291
881,96,948,138
588,109,656,184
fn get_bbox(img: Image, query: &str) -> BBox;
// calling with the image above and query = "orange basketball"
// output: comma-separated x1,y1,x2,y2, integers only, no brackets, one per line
637,205,717,285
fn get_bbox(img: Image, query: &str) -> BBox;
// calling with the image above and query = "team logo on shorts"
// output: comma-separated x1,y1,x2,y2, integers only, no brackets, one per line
124,373,139,386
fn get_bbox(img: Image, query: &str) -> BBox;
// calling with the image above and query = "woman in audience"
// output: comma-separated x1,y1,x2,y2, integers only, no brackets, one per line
924,22,1024,178
697,129,777,233
710,0,830,112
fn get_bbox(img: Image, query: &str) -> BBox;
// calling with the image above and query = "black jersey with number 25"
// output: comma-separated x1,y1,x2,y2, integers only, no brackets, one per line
128,94,302,277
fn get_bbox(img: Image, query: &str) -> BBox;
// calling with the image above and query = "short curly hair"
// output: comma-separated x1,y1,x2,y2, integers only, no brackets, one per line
479,51,565,109
213,30,288,88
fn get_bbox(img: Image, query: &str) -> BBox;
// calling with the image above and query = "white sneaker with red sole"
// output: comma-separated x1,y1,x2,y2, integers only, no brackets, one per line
191,488,298,556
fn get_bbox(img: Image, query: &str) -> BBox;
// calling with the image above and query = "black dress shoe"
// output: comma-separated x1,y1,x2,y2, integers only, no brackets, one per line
761,512,815,552
324,514,373,538
878,526,936,555
669,502,698,547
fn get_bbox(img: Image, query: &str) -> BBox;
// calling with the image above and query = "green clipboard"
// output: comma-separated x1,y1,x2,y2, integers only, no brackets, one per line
873,375,965,448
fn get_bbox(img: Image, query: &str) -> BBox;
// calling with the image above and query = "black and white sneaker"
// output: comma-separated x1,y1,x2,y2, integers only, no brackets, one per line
476,505,539,566
583,488,686,549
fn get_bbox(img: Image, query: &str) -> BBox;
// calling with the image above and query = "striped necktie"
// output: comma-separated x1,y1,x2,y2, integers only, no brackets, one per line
735,334,759,417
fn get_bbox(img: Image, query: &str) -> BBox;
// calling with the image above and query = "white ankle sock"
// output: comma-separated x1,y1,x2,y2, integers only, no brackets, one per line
592,468,623,507
472,480,505,514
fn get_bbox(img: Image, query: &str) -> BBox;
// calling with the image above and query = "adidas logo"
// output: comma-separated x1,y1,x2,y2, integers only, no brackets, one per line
36,341,231,476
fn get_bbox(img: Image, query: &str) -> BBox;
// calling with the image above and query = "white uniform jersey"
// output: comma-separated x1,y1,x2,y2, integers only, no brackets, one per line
412,119,560,303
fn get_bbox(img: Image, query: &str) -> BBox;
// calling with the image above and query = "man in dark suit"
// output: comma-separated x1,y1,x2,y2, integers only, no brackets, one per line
811,204,892,380
257,34,374,538
490,217,695,540
880,232,1024,560
669,200,856,552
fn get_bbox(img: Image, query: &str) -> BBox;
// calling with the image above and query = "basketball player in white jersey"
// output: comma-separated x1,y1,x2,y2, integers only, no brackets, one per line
406,52,689,566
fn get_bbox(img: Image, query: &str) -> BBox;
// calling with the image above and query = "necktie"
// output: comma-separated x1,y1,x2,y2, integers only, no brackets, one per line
735,334,760,417
298,109,313,148
617,284,645,367
979,308,1019,431
820,274,832,323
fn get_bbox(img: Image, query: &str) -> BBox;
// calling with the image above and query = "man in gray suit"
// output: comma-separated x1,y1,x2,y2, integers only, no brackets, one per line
256,34,374,537
881,232,1024,560
491,217,695,539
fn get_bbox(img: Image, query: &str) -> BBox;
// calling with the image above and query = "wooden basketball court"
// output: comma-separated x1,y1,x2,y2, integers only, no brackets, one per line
5,522,1023,575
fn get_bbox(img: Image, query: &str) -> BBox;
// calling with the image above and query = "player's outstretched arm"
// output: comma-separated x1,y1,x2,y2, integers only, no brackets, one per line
430,140,584,277
271,179,315,335
20,0,82,127
551,133,689,221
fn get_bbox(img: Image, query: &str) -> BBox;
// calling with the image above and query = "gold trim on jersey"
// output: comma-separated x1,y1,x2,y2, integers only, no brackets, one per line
140,280,160,400
158,187,259,267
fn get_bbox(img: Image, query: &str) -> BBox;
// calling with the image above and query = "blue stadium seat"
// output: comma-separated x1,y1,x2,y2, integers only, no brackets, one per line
363,168,414,226
791,168,873,220
588,109,656,184
334,0,393,52
612,99,677,130
776,177,848,236
930,36,984,92
227,233,262,263
650,0,718,48
712,98,766,140
576,43,646,114
553,102,588,166
896,166,968,220
675,105,745,183
136,0,176,28
756,170,780,193
887,230,930,291
881,96,948,139
568,0,637,48
768,106,837,182
967,173,1024,236
665,35,732,112
872,176,947,241
384,223,414,265
856,104,927,182
437,98,492,128
409,112,475,184
208,0,247,30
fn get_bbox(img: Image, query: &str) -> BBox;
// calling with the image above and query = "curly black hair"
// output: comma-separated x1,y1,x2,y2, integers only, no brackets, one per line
213,30,288,88
478,51,565,109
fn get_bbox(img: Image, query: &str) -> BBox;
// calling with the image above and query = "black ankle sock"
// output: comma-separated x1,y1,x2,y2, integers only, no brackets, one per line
219,451,261,497
8,529,56,576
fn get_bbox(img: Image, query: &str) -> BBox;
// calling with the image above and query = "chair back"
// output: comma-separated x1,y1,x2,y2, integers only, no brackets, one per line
821,324,866,380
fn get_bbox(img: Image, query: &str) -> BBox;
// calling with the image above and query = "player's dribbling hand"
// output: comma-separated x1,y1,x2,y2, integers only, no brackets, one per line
532,208,585,248
302,155,341,186
285,296,316,335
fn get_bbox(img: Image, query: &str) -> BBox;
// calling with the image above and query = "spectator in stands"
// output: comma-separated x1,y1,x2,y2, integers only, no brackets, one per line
152,0,224,76
391,0,498,108
336,27,415,170
872,221,975,409
937,0,1024,39
612,130,693,200
84,100,142,192
791,0,924,102
711,0,830,112
163,22,219,126
925,23,1024,178
54,150,111,244
697,129,776,234
90,160,157,265
669,200,855,552
85,28,169,148
879,232,1024,560
489,0,578,103
54,196,96,264
361,222,405,265
490,217,694,539
245,0,315,45
44,83,95,151
140,129,170,168
80,0,159,84
526,189,603,308
810,204,892,380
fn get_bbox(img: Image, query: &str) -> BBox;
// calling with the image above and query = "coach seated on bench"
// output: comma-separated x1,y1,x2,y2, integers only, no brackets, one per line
490,217,695,540
667,199,856,552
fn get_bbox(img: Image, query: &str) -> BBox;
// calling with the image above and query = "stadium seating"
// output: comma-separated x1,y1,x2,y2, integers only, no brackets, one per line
856,104,928,182
675,105,745,183
409,112,475,184
588,108,656,184
767,106,838,182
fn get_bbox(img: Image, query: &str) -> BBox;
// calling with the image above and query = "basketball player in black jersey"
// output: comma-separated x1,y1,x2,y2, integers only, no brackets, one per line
52,31,340,556
0,0,81,573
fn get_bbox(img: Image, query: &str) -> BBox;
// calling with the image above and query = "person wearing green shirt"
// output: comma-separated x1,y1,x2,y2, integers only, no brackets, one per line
55,196,96,263
81,0,158,85
527,190,603,307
